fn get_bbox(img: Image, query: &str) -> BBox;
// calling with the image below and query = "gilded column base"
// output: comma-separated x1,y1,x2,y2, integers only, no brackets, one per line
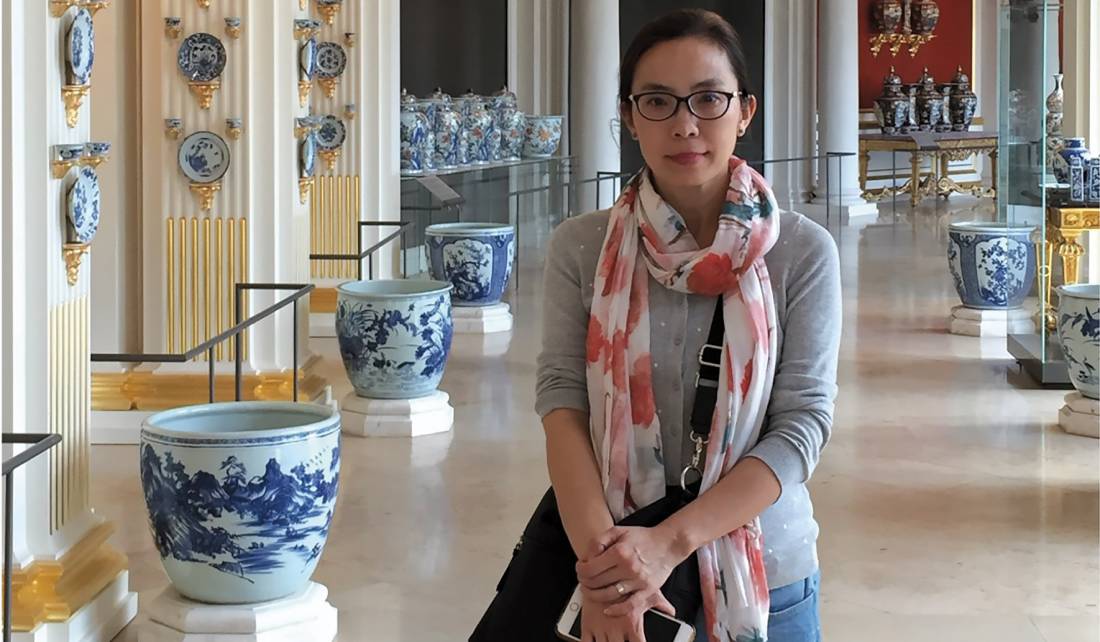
311,287,338,314
92,365,329,411
4,523,128,632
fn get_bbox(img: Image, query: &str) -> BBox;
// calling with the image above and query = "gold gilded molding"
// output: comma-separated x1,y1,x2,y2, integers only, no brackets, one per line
49,0,80,17
298,80,312,108
316,1,340,24
310,175,359,279
318,148,341,172
189,182,222,212
196,0,211,9
92,365,328,411
188,80,220,110
49,297,90,532
299,176,314,204
62,244,89,285
317,77,338,99
5,523,127,632
61,85,90,128
311,287,337,314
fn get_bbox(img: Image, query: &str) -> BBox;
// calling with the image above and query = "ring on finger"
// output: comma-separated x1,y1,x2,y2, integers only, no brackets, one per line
615,581,627,596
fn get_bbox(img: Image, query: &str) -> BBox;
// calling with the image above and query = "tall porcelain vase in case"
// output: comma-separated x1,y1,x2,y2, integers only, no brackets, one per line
140,402,341,604
458,90,495,164
946,223,1036,310
1056,138,1088,184
400,90,431,174
426,223,516,306
1046,74,1065,178
1056,284,1100,399
492,85,526,161
427,89,462,170
336,280,454,399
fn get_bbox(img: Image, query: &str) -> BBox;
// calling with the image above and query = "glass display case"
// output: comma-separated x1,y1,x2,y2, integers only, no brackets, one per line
1000,0,1099,384
399,157,575,277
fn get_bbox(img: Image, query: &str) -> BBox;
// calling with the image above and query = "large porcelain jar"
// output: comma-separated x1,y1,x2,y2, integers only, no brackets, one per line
490,84,518,113
336,279,454,399
458,91,495,164
523,115,563,158
947,222,1036,310
428,91,463,170
875,66,910,135
400,90,432,174
915,68,944,133
910,0,940,35
1056,284,1100,399
140,402,341,604
872,0,903,33
1056,138,1088,184
948,66,978,132
426,223,516,306
497,108,527,161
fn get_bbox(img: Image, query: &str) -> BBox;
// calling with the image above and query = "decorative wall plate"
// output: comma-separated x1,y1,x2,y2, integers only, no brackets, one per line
177,33,227,82
178,131,230,183
299,37,317,80
67,166,101,244
316,116,346,149
300,134,317,178
314,42,346,79
66,8,95,85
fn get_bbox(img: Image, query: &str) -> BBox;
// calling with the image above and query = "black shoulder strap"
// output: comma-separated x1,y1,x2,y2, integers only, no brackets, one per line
689,298,724,438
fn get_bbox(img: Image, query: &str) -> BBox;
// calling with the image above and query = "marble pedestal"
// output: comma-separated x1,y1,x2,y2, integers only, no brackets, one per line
339,389,454,438
452,303,513,334
1058,392,1100,439
138,582,337,642
949,305,1037,337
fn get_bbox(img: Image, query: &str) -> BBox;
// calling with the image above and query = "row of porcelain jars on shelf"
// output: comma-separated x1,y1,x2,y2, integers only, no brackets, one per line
400,85,563,174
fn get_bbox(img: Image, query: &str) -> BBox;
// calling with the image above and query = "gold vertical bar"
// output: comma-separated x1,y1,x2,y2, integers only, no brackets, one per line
81,299,89,511
310,178,318,279
62,304,69,527
241,218,249,361
49,307,56,532
204,218,211,360
336,176,344,278
228,220,235,358
319,177,327,278
344,176,352,278
167,218,175,352
191,217,198,356
353,175,361,278
216,218,223,360
178,218,186,354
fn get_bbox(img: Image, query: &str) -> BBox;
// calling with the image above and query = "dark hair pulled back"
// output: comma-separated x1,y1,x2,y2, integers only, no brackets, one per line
618,9,753,105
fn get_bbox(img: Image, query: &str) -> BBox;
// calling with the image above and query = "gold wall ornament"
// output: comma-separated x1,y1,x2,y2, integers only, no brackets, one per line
63,243,90,286
310,175,360,279
226,118,243,140
51,159,78,179
300,0,307,9
165,118,183,139
317,76,339,99
299,176,315,204
196,0,211,8
344,104,357,120
298,79,312,108
318,148,341,172
188,80,221,110
189,182,222,212
82,0,110,17
344,32,356,48
294,24,319,41
61,84,90,128
49,0,81,17
225,18,242,39
316,1,340,25
78,153,109,170
165,18,182,39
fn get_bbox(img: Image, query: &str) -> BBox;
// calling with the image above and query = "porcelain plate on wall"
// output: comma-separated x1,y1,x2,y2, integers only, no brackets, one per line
314,42,347,79
316,116,346,150
67,166,101,244
178,131,231,184
178,33,227,82
66,8,95,85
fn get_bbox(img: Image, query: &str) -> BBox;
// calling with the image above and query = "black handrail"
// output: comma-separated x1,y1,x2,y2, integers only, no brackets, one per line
3,433,63,642
91,283,314,404
309,220,409,281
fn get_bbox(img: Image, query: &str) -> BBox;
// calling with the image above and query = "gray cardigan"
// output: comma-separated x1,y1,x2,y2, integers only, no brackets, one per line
534,208,841,588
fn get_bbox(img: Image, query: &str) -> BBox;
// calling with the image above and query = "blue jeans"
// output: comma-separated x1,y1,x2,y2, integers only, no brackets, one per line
693,570,821,642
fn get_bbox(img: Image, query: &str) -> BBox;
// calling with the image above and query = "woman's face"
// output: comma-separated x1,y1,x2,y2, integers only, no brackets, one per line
623,36,756,190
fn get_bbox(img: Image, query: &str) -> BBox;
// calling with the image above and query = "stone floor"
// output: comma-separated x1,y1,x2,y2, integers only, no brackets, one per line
100,197,1100,641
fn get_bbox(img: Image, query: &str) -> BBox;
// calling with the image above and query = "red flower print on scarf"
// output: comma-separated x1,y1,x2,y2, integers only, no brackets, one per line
629,355,656,425
686,253,734,295
586,317,606,363
740,357,754,401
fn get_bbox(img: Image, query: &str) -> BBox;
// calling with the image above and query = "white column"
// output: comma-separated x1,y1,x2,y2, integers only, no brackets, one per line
764,0,817,210
1064,0,1100,282
570,0,619,211
813,0,870,210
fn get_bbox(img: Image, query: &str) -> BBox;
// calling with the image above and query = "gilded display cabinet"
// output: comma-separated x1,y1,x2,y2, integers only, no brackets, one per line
1001,1,1100,384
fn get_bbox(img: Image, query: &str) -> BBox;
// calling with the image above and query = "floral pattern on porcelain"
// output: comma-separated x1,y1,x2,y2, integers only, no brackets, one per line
68,166,100,244
1056,285,1100,399
523,115,563,158
426,224,516,307
178,33,227,82
66,8,95,86
335,281,454,399
140,402,340,604
400,108,431,174
432,105,463,169
947,224,1035,310
495,108,526,161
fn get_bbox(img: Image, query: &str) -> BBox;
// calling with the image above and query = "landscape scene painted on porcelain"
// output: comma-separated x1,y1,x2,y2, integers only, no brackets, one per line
335,293,453,393
1059,306,1099,393
140,442,340,581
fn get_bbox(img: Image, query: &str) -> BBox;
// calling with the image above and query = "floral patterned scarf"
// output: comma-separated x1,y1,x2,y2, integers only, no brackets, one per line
586,156,779,641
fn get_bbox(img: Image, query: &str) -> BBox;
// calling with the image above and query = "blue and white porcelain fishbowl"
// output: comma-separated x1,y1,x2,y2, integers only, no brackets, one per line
1056,284,1100,399
947,222,1036,309
140,402,341,604
336,280,454,399
426,223,516,307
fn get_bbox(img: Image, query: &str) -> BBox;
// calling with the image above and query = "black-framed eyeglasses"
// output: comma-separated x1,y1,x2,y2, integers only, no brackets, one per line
628,90,749,122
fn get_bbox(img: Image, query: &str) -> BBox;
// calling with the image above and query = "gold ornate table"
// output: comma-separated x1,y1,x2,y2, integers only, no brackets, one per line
1039,205,1100,329
859,132,998,206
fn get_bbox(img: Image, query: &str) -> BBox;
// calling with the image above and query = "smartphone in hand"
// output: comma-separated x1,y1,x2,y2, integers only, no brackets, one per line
555,585,696,642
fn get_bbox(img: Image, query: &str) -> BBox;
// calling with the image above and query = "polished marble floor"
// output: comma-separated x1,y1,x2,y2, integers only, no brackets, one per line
102,197,1100,641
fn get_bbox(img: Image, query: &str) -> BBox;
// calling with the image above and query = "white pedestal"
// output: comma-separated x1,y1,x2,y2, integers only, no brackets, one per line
14,571,138,642
339,389,454,438
1058,392,1100,439
138,582,336,642
949,305,1037,337
452,303,513,334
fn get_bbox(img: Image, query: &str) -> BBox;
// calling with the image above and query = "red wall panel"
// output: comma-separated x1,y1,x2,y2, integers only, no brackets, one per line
858,1,974,109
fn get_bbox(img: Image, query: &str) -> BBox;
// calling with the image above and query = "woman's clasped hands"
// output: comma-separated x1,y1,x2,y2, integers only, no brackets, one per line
574,524,686,642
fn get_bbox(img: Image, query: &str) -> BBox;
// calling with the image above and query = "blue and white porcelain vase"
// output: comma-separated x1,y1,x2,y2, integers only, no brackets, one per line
523,115,563,158
432,102,464,170
140,402,341,604
1056,284,1099,399
464,100,495,165
336,280,454,399
1056,138,1088,184
426,223,516,307
496,107,527,161
946,222,1036,310
400,103,432,174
